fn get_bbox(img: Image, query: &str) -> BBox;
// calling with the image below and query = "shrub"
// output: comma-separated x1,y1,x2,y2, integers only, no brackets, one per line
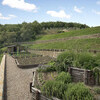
37,66,56,72
94,87,100,94
64,83,94,100
95,53,100,67
56,51,76,72
55,72,71,84
41,80,67,99
75,53,97,70
56,52,99,71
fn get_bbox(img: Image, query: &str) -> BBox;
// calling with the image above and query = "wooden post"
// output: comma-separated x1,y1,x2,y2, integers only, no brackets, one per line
35,90,40,100
84,70,88,85
68,67,72,75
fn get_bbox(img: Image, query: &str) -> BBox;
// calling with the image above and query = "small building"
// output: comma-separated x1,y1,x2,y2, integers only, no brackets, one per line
7,44,25,54
58,29,69,33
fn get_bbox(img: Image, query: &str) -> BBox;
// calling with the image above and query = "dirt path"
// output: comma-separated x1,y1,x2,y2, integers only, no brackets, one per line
6,55,37,100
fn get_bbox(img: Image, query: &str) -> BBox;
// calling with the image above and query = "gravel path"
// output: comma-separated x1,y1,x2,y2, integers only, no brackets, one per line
6,55,37,100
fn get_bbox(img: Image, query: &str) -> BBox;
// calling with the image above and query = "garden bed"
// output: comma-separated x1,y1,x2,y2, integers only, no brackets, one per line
35,71,58,88
14,53,54,68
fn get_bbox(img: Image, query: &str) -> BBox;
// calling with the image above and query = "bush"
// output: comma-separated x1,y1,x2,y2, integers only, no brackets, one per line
41,80,67,99
64,83,94,100
95,53,100,67
56,52,99,71
55,72,71,84
56,52,76,72
75,53,96,70
94,87,100,94
37,66,56,72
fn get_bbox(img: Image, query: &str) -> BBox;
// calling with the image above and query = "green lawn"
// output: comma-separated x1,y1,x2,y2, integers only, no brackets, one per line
29,38,100,50
38,27,100,41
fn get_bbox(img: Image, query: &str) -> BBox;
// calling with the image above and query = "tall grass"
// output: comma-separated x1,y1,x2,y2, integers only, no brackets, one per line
38,27,100,40
29,38,100,50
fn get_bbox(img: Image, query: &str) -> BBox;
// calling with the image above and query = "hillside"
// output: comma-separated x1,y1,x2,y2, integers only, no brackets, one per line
25,26,100,51
37,26,100,41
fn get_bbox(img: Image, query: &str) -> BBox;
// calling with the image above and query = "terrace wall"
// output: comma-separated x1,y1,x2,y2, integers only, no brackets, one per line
0,55,6,100
28,49,63,58
29,49,100,57
68,67,95,85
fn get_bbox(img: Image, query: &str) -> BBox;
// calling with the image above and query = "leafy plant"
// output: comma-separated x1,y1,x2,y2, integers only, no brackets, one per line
55,72,71,84
64,83,94,100
94,87,100,94
41,80,67,99
56,51,75,72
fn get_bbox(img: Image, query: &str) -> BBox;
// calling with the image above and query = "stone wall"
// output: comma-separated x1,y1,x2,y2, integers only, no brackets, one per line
68,67,95,85
28,49,63,58
0,55,6,100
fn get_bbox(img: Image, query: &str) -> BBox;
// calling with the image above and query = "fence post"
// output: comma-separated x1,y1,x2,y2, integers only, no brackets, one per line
35,90,40,100
84,70,88,85
68,67,72,75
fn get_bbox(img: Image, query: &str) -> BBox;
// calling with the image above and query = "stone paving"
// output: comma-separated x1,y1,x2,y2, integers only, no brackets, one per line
6,55,38,100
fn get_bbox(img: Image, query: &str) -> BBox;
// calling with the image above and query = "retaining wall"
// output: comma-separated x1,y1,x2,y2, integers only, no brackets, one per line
68,67,95,85
29,49,100,55
0,55,6,100
28,50,62,58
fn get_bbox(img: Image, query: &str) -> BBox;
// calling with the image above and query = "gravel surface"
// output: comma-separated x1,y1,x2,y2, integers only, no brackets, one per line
6,55,38,100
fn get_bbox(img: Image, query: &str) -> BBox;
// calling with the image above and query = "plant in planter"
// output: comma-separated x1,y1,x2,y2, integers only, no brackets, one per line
93,67,100,86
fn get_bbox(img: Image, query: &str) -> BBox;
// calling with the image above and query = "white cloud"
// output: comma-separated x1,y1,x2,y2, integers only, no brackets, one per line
47,10,71,19
2,0,37,12
0,13,16,20
96,1,100,5
74,6,82,13
92,10,100,15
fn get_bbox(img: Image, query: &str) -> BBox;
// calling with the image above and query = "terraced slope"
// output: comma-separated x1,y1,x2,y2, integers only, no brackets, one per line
38,27,100,41
23,26,100,51
29,38,100,50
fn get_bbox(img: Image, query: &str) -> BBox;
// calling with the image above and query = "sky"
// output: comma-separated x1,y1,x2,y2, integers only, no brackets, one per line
0,0,100,27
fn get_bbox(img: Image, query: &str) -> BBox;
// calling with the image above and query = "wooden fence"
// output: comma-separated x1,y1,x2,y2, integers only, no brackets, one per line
31,87,61,100
68,67,96,85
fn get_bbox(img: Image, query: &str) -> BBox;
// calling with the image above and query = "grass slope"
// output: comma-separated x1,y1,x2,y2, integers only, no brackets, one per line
29,38,100,50
38,27,100,41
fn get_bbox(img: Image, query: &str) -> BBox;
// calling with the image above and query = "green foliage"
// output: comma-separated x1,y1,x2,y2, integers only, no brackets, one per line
0,54,3,63
37,26,100,41
74,53,97,70
95,53,100,67
41,80,67,99
0,47,7,53
56,52,76,72
55,52,100,72
55,72,71,84
41,22,89,30
94,87,100,94
30,38,100,50
0,21,89,48
37,66,56,72
64,83,94,100
41,81,94,100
